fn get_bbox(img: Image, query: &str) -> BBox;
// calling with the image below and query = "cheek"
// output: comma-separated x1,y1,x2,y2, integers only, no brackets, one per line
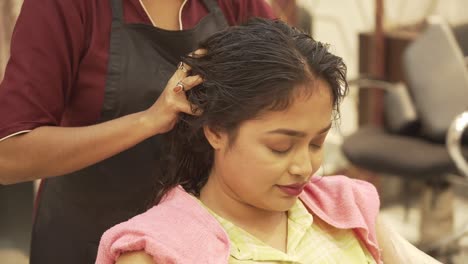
311,150,324,174
224,143,287,183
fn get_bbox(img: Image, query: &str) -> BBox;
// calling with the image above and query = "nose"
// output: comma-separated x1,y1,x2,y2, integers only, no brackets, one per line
288,148,314,179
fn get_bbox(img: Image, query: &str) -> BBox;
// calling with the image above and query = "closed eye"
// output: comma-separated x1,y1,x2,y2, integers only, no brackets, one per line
270,147,292,155
309,136,327,150
310,143,321,149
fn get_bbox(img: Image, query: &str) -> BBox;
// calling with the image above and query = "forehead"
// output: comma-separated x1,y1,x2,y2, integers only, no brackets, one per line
241,80,333,134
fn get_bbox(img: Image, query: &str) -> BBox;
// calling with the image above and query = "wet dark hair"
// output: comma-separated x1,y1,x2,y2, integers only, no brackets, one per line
152,18,348,204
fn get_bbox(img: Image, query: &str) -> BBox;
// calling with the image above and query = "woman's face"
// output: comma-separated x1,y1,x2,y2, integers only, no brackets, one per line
207,79,333,212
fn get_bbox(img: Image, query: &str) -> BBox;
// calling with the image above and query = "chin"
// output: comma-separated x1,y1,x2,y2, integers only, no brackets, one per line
271,196,298,212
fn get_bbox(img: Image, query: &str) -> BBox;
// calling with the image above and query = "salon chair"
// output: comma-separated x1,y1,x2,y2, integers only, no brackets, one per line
342,16,468,260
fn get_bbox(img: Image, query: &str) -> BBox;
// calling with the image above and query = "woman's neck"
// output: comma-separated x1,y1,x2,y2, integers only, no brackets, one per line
199,172,288,252
140,0,185,30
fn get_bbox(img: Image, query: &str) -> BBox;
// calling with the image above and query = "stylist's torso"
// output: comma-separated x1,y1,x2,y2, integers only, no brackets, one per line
0,0,273,263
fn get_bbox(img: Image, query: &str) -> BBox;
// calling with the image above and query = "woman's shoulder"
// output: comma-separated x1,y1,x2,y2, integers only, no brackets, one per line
300,175,382,263
100,187,215,238
96,187,230,263
301,175,380,214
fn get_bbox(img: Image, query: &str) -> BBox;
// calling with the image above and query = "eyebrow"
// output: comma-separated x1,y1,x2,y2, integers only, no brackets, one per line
266,123,332,138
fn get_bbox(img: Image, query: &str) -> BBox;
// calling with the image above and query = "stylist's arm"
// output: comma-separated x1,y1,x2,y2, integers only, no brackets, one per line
0,63,202,185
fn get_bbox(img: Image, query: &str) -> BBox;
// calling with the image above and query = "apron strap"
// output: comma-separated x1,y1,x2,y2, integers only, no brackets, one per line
110,0,124,23
202,0,222,15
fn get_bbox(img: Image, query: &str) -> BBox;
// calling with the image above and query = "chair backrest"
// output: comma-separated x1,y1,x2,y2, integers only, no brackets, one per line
403,16,468,142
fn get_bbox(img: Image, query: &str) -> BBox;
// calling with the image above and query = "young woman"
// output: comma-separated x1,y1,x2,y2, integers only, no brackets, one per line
96,18,442,264
0,1,273,262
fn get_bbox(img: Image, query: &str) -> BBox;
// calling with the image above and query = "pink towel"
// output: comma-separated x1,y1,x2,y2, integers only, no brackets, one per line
96,186,231,264
300,175,382,263
96,175,382,263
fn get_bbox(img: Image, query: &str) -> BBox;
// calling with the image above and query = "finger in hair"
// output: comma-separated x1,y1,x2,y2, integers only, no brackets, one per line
189,49,207,58
180,75,203,91
177,61,192,72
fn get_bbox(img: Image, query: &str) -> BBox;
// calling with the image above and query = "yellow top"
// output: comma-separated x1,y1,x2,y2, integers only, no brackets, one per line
201,199,376,263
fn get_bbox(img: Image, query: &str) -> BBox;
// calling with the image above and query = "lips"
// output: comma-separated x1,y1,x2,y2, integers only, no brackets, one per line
277,183,306,196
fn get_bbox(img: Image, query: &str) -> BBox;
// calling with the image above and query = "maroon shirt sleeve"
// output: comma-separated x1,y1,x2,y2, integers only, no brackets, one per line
0,0,87,139
0,0,275,140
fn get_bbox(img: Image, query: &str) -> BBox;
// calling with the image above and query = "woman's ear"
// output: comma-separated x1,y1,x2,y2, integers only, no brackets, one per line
203,125,227,150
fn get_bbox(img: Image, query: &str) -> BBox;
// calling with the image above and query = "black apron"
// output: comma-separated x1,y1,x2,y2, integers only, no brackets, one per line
29,0,227,263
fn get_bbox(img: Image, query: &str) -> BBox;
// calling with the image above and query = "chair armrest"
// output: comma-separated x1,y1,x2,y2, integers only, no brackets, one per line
348,78,418,133
447,110,468,178
347,77,397,92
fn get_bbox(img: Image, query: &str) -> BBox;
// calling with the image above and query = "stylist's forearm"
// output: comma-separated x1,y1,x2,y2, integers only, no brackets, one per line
0,111,161,184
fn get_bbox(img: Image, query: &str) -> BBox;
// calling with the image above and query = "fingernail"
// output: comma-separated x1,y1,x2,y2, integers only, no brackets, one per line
173,85,182,93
